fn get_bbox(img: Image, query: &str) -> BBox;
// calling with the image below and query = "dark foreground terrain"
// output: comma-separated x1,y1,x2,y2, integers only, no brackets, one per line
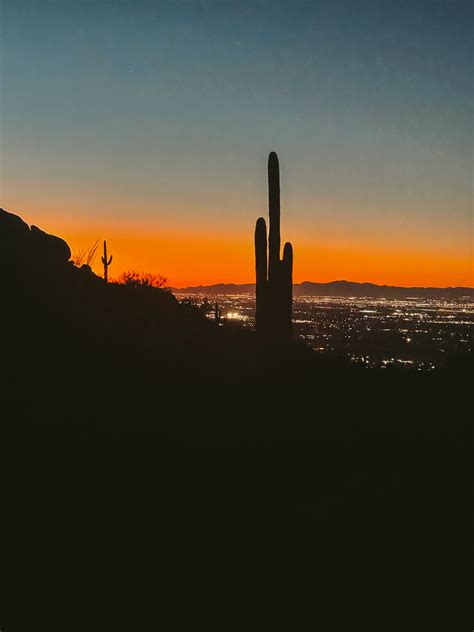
0,209,471,630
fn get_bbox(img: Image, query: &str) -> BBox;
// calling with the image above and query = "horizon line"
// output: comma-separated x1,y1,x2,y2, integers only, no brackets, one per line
171,279,474,291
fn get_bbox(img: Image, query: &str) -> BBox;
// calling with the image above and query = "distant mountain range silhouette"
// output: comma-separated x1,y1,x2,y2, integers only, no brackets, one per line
174,280,474,299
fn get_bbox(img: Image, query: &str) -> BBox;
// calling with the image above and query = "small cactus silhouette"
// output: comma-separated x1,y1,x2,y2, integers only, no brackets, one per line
255,152,293,342
101,240,113,282
214,302,222,324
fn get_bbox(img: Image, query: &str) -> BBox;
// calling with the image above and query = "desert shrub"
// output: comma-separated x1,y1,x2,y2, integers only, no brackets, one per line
71,239,99,268
116,270,168,289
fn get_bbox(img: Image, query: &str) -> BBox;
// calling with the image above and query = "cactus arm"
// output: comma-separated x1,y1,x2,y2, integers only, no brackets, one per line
255,217,267,287
255,217,268,335
282,241,293,340
282,241,293,278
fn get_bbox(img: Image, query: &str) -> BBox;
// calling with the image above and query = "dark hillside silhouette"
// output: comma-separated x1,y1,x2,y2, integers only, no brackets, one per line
0,204,470,631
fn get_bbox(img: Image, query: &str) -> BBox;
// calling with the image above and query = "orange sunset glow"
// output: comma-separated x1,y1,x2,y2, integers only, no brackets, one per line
2,0,472,290
19,210,473,289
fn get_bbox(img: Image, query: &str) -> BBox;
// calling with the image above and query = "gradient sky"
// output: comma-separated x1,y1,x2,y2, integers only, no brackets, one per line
1,0,472,287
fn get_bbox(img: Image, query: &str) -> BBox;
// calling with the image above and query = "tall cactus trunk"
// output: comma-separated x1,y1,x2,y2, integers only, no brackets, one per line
254,152,293,343
268,151,280,284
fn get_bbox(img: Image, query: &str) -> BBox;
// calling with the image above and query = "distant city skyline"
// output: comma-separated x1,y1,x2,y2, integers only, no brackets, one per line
1,0,472,287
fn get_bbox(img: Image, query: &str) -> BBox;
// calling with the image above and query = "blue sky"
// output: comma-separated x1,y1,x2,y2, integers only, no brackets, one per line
1,0,472,285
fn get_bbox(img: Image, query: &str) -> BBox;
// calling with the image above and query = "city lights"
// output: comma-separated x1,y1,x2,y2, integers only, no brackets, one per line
177,293,473,371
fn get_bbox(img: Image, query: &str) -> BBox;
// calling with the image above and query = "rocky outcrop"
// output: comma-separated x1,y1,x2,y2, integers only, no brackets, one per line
0,208,71,268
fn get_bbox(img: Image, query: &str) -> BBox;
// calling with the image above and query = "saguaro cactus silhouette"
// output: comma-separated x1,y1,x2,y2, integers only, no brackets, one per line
255,152,293,342
214,302,222,324
101,240,113,282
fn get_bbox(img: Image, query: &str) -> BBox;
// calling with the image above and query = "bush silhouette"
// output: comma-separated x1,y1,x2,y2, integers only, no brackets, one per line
71,239,100,268
116,270,168,288
116,270,168,289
